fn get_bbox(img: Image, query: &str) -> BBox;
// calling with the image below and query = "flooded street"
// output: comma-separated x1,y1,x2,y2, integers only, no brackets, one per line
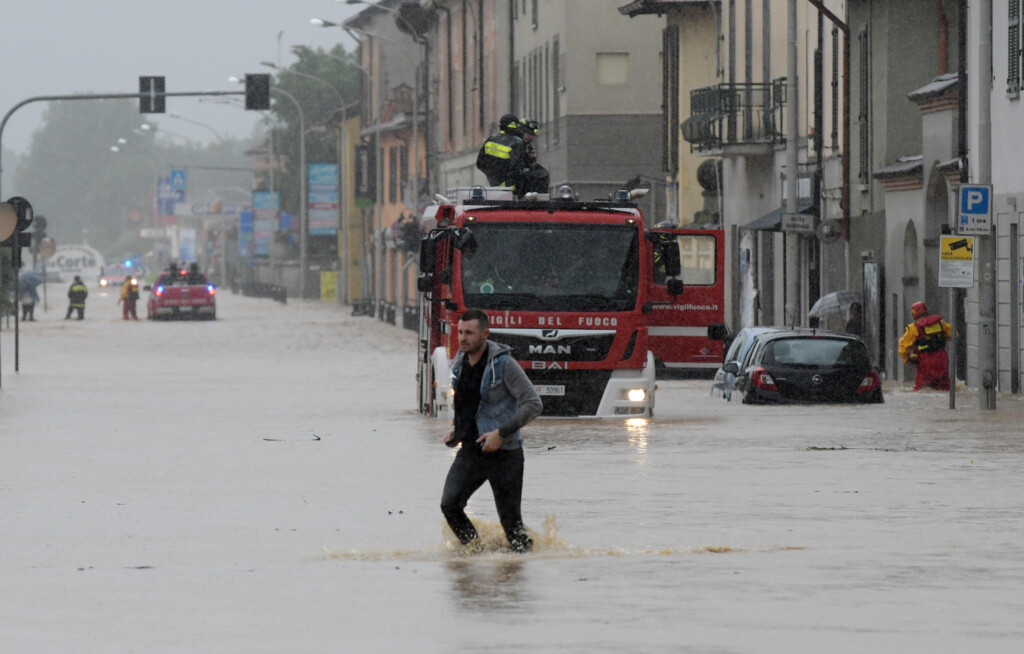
2,287,1023,652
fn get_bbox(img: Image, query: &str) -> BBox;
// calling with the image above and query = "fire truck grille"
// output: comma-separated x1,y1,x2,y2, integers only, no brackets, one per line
525,369,613,417
488,333,616,362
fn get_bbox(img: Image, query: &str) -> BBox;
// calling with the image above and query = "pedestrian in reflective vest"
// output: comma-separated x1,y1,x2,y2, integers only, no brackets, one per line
898,301,952,391
476,114,526,192
65,276,89,320
119,276,140,320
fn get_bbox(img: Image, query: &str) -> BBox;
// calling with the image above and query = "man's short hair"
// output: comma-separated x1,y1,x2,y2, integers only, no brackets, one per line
460,308,489,330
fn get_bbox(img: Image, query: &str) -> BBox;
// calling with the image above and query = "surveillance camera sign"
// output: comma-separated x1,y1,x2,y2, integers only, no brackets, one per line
939,235,975,288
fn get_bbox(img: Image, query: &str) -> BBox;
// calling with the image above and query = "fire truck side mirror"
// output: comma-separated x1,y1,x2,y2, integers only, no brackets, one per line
666,278,684,297
660,240,681,278
420,236,437,273
454,227,477,252
417,274,434,293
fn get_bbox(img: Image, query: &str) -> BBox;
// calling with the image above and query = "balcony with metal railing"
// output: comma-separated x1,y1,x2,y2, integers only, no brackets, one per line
682,79,787,153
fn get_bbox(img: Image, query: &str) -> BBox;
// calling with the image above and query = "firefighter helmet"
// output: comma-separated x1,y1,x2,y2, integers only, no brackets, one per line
911,301,928,319
521,117,540,134
499,113,521,135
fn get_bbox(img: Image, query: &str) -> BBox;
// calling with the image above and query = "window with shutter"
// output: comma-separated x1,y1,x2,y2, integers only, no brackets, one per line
1009,0,1021,98
663,25,680,174
858,26,870,184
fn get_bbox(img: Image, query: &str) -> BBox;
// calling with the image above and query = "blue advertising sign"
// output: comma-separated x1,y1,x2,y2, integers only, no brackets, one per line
308,163,339,236
238,210,254,257
252,191,279,257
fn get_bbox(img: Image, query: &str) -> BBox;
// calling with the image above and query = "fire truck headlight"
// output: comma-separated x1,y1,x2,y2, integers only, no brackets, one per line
627,388,646,402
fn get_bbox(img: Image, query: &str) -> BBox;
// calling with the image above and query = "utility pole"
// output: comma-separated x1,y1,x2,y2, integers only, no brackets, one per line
784,0,800,327
977,0,996,409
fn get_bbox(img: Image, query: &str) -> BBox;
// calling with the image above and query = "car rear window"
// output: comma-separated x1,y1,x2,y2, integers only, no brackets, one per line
764,338,868,367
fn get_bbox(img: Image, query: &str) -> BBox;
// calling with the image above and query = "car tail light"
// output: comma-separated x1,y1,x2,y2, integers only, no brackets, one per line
751,366,778,391
857,369,880,393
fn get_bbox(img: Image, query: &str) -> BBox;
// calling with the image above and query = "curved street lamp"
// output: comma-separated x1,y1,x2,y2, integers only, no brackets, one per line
230,76,309,299
167,112,225,141
262,59,355,304
314,12,425,312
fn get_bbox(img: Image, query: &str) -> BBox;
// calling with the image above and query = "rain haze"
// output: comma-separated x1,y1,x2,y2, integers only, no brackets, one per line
0,0,359,155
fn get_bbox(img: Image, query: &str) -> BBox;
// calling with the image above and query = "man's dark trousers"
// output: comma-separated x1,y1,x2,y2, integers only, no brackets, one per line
441,445,531,551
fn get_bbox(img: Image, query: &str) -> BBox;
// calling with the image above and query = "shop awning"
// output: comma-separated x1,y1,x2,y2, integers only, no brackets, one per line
743,201,815,231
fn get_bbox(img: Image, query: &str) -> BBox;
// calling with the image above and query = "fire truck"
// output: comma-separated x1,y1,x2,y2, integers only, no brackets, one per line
415,185,684,419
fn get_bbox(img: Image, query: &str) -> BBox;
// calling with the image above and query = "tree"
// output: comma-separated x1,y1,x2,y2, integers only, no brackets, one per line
265,45,361,229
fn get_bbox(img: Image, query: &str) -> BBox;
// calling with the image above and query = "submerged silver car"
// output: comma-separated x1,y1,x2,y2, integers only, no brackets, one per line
710,326,783,400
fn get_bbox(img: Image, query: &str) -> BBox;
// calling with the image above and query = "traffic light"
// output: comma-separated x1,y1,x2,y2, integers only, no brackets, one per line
0,196,34,267
245,74,271,110
139,76,166,113
32,215,46,254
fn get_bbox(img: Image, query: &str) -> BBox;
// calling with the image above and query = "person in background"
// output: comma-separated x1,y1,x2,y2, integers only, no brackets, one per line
19,285,39,321
518,117,550,195
186,262,203,285
440,309,543,553
119,275,140,320
898,301,952,391
846,302,863,336
65,275,88,320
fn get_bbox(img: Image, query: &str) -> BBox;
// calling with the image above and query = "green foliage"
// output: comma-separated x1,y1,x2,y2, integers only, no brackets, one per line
266,44,360,218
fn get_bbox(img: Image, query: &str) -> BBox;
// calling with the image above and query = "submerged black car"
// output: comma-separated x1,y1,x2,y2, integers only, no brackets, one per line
728,330,883,404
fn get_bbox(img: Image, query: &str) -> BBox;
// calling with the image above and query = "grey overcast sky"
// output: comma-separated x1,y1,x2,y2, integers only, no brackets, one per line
0,0,361,155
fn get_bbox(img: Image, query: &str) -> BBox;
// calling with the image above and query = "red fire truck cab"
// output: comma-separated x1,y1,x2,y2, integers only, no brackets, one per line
416,186,683,419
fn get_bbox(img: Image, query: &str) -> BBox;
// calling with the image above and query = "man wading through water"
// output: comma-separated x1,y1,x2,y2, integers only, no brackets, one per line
441,309,543,552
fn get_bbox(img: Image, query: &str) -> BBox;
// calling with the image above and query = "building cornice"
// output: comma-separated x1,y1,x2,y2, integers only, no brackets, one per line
618,0,705,17
873,155,923,192
908,73,959,115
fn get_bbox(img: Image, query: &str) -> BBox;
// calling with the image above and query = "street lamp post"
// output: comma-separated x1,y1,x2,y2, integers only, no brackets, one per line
271,87,308,299
290,45,361,305
167,113,225,141
314,13,425,316
262,61,350,303
232,76,308,299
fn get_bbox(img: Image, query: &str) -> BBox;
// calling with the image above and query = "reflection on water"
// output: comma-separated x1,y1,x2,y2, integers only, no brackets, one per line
445,558,527,611
626,418,649,471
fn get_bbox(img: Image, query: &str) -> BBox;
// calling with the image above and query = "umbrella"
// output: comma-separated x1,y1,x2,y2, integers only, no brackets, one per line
808,290,860,319
18,271,45,292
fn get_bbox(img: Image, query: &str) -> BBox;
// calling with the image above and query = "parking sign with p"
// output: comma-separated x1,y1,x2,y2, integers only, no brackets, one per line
958,184,992,235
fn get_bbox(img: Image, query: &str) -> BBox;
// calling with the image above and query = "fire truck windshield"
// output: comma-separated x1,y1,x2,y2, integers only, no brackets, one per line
460,223,639,312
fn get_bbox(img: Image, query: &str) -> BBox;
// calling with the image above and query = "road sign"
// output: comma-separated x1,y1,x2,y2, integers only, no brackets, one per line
39,237,56,259
957,184,992,235
781,212,815,233
939,235,975,287
170,169,186,191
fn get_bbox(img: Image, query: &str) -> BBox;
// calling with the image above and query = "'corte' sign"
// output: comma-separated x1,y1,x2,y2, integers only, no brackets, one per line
51,244,103,282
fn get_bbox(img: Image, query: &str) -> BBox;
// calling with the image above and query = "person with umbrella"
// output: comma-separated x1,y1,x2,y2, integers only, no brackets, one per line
808,290,860,332
18,271,44,321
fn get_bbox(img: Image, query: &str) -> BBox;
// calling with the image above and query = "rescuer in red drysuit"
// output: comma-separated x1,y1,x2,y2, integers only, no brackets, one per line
898,301,952,391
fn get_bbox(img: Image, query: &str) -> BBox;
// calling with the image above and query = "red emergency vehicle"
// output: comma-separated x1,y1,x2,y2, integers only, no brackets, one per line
416,186,683,419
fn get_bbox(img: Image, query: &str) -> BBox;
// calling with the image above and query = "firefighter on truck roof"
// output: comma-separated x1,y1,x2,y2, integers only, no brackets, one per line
476,113,527,193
